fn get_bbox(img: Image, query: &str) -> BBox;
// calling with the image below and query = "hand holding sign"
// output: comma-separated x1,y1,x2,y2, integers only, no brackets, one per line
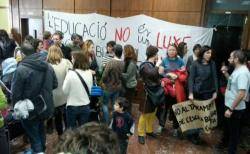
188,93,194,101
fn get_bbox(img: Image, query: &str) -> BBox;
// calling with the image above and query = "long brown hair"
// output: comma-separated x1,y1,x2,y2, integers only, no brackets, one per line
124,44,137,62
124,44,137,73
71,51,90,70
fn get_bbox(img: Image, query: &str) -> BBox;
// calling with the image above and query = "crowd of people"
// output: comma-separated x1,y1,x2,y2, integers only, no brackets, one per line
0,28,249,154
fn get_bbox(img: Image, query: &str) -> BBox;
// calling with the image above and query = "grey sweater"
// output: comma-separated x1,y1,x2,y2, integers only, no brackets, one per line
122,61,138,88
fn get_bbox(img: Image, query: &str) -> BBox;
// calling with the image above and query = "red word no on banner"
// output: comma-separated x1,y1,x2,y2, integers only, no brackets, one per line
115,27,131,42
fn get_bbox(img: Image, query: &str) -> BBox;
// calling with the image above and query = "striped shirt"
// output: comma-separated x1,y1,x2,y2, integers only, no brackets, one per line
102,53,114,67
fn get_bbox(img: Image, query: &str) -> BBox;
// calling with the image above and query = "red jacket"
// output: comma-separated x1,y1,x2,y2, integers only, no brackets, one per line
161,68,187,103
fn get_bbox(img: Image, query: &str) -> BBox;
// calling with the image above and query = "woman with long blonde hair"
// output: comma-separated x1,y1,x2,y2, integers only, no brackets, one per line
82,39,98,74
47,45,72,136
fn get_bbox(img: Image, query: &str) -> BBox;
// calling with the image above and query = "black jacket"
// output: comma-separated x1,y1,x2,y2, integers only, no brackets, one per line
139,61,160,113
188,60,218,95
11,53,58,119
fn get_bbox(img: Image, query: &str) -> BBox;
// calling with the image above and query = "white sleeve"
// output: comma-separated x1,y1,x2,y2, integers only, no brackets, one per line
109,119,113,129
62,71,71,95
130,122,135,134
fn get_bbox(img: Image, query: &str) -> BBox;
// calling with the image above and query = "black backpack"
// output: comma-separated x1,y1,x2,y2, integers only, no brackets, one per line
28,68,55,120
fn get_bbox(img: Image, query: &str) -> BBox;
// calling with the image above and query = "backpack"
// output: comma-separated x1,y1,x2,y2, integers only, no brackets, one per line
139,62,165,106
28,68,54,120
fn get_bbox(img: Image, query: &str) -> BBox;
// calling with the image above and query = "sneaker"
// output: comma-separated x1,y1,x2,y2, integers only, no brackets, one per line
173,129,178,137
138,136,145,144
146,132,157,138
156,126,164,134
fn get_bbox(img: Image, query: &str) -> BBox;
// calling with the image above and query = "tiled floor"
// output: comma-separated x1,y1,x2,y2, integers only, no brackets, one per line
10,104,249,154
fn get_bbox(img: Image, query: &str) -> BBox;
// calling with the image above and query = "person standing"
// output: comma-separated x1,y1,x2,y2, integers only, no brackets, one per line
63,51,93,129
157,44,187,136
83,40,98,74
102,44,124,124
122,44,138,113
52,31,72,61
47,45,72,135
11,43,58,154
43,31,53,51
67,33,82,52
188,45,218,144
218,50,250,154
103,41,116,67
186,44,201,73
0,87,9,154
110,97,134,154
0,29,16,64
137,45,162,144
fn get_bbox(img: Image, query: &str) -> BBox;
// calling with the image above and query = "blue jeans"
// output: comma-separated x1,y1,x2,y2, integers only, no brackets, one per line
102,90,119,124
21,119,46,153
66,105,90,129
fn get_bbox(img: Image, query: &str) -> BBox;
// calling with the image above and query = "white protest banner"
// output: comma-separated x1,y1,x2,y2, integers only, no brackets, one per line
44,10,213,66
172,99,217,133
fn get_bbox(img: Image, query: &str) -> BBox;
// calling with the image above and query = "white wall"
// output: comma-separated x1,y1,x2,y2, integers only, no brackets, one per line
28,18,43,39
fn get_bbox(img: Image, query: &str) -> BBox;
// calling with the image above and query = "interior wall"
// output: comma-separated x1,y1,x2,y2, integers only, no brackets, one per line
111,0,204,26
0,0,11,32
10,0,19,31
11,0,205,30
75,0,110,15
43,0,74,13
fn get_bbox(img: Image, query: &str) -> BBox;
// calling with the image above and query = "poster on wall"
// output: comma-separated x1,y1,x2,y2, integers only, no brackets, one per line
29,18,43,39
44,10,213,66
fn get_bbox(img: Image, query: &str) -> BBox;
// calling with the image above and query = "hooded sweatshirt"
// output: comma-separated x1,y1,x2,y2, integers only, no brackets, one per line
11,53,58,118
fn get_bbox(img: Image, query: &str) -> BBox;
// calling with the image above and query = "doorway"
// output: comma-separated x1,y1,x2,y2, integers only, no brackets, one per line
211,26,243,66
21,18,29,41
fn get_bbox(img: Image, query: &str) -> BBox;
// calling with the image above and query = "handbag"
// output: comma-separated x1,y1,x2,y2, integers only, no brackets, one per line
74,70,103,98
91,76,103,97
145,85,165,106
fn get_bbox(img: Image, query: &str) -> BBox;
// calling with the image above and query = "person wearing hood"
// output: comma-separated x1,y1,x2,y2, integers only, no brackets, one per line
1,57,17,103
11,42,58,154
